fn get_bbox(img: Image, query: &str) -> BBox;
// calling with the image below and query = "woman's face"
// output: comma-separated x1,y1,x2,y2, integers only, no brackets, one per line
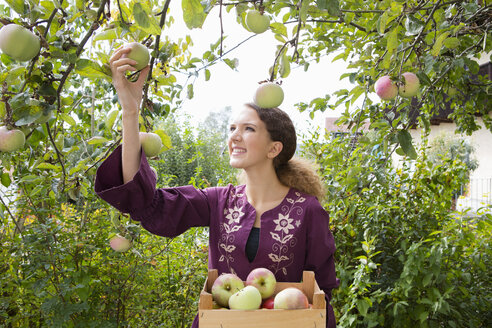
227,106,281,170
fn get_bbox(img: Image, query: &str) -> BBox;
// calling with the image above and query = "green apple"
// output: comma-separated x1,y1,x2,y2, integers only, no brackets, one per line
228,285,262,310
0,24,40,61
0,126,25,152
122,42,150,71
139,132,163,157
253,82,284,108
109,234,132,252
211,273,245,308
398,72,420,98
246,10,270,34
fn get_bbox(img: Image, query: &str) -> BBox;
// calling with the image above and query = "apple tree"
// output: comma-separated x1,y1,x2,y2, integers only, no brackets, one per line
0,0,490,327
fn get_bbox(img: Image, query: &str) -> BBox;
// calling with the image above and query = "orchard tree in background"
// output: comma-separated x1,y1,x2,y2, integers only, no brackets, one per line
0,0,490,327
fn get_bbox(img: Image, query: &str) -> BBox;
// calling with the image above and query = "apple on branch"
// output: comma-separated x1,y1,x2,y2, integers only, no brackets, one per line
398,72,420,98
0,126,25,152
228,285,262,310
139,132,163,157
245,267,276,299
211,273,245,308
109,234,132,252
245,10,270,34
253,82,284,109
374,75,398,101
274,287,309,309
122,42,150,71
0,24,40,62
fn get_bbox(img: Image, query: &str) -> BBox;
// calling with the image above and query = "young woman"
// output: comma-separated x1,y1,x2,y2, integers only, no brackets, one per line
95,46,338,327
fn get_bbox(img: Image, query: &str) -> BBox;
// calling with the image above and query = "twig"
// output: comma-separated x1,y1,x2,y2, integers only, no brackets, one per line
0,194,24,239
142,0,172,113
46,122,67,190
219,0,224,57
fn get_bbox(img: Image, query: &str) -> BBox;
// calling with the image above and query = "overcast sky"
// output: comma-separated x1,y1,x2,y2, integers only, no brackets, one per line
164,3,354,134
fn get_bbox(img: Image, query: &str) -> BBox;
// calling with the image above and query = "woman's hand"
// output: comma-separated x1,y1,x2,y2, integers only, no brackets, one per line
109,46,150,114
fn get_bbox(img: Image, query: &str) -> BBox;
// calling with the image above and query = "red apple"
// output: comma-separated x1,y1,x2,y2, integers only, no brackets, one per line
261,297,275,309
246,267,276,299
374,75,398,100
398,72,420,98
211,273,245,308
109,234,132,252
273,287,309,309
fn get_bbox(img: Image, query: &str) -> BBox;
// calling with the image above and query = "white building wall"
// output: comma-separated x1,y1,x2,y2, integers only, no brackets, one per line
408,116,491,180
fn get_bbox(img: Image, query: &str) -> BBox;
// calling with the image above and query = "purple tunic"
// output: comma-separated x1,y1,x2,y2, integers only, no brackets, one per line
95,146,338,327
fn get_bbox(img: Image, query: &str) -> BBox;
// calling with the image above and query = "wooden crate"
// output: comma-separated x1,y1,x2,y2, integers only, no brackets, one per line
198,269,326,328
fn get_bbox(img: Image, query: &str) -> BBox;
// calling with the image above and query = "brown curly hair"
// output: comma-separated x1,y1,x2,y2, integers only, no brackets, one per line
245,103,326,200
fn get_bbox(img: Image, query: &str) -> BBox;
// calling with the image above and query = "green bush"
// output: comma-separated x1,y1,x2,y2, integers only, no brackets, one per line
301,129,491,328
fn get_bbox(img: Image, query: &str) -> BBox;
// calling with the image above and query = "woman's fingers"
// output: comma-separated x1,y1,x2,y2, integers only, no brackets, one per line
109,46,129,63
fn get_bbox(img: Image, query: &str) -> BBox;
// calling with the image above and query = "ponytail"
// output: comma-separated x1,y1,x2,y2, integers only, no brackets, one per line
276,157,326,201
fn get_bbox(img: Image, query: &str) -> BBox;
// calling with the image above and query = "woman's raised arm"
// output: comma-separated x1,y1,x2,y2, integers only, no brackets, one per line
109,46,150,183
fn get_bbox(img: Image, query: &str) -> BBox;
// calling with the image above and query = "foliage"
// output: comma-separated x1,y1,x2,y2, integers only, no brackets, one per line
427,132,479,173
154,107,237,188
0,1,490,327
301,128,491,327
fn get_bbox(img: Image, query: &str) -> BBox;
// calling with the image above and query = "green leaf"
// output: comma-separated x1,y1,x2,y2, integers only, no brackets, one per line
300,0,310,24
431,31,450,57
317,0,339,16
87,136,109,145
187,84,194,99
60,113,76,127
19,174,43,184
105,109,119,131
443,37,460,49
223,58,238,70
404,15,424,35
356,298,371,316
1,172,11,187
154,130,172,152
182,0,207,29
378,10,389,35
5,0,25,14
204,69,211,81
132,3,162,35
270,23,288,37
93,28,118,41
36,163,61,171
397,129,417,159
386,28,398,55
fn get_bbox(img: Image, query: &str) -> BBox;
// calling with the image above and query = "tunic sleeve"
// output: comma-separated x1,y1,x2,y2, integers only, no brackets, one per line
94,145,213,237
304,199,339,328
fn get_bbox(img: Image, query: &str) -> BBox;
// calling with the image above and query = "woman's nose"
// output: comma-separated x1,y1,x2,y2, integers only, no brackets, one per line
230,129,241,141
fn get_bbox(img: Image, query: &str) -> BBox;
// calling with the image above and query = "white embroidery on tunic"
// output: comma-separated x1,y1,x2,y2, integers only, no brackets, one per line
218,188,245,275
268,192,306,276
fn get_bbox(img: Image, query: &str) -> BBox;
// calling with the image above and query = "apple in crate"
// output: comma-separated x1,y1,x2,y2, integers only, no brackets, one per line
228,286,262,310
211,273,244,308
261,297,275,309
274,287,309,309
246,267,276,299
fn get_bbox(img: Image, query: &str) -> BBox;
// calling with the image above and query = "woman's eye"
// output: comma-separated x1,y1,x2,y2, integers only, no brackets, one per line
229,126,236,132
246,127,255,131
